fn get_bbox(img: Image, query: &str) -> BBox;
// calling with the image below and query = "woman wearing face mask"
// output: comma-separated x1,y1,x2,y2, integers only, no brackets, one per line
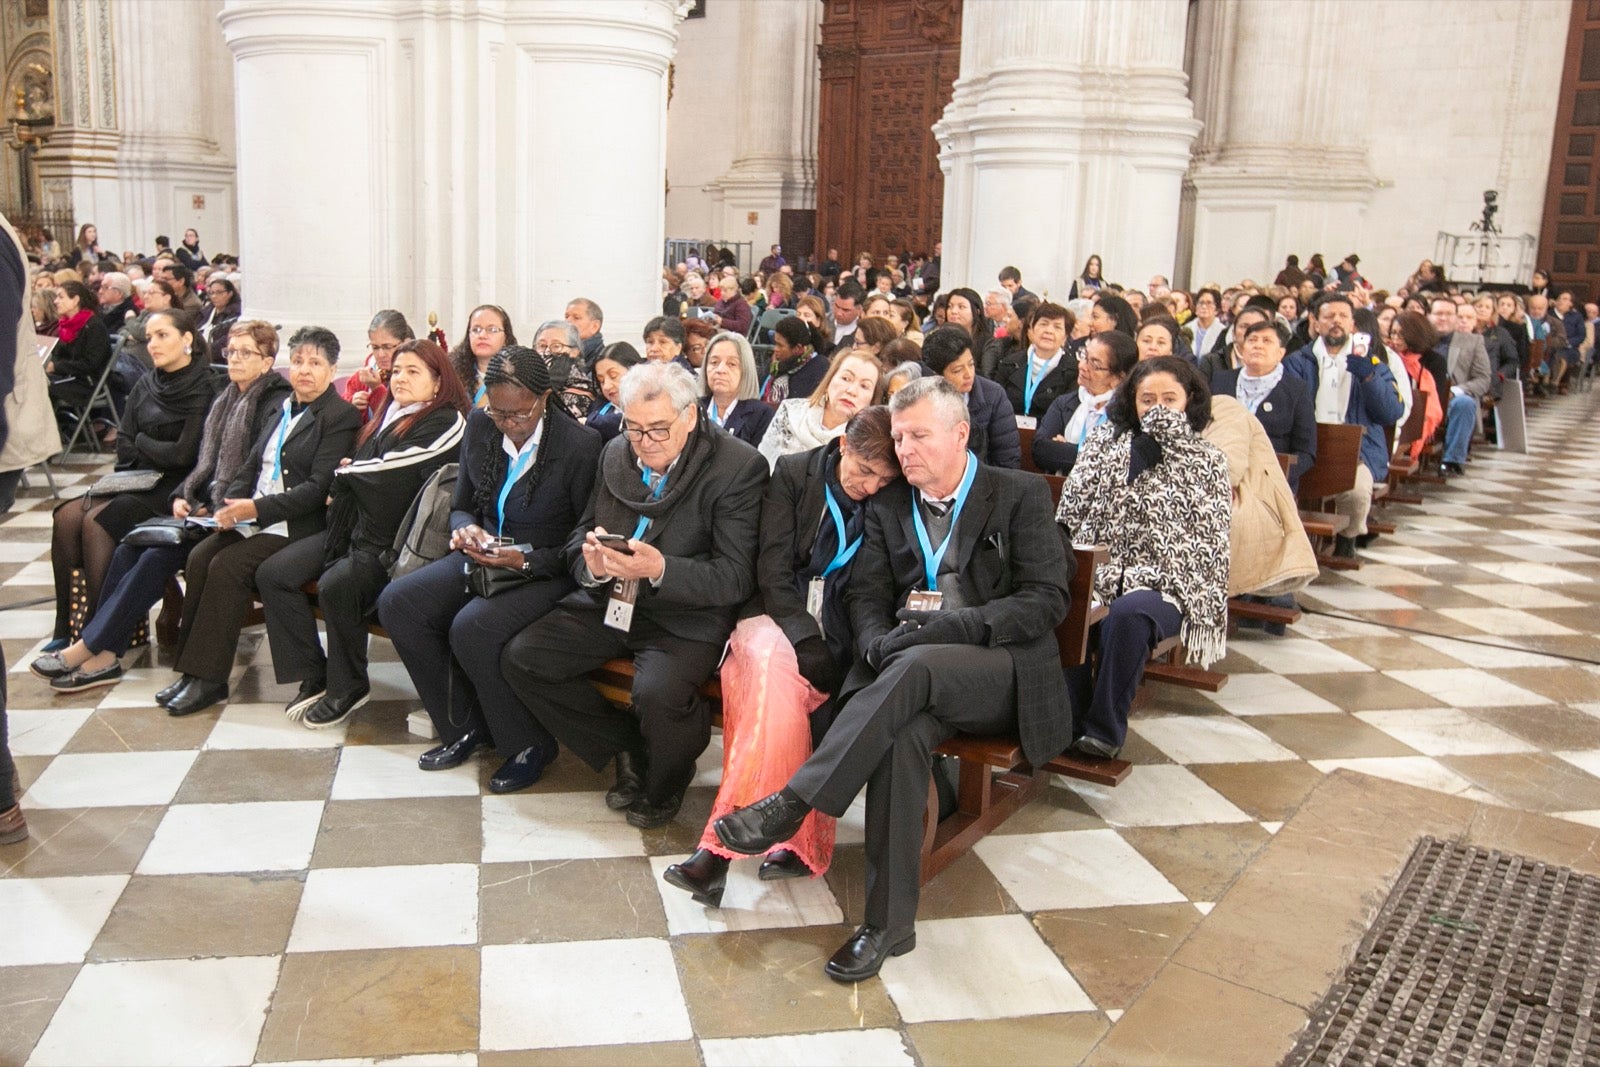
1056,357,1231,760
758,349,885,468
586,341,644,441
157,327,361,716
342,309,414,422
31,321,291,691
920,324,1021,469
664,406,902,906
761,315,829,404
43,307,217,653
1033,331,1139,475
450,304,516,407
256,340,468,729
699,331,775,446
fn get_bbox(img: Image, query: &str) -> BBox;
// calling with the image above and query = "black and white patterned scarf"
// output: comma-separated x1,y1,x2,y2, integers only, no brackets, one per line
1056,404,1233,667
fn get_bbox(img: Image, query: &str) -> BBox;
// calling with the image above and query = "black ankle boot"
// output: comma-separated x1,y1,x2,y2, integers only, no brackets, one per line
662,849,729,907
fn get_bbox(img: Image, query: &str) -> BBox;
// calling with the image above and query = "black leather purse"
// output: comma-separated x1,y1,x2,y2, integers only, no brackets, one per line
122,516,203,547
464,548,536,598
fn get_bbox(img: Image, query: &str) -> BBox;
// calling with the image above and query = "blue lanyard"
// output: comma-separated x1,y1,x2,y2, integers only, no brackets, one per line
1023,346,1050,414
593,402,614,419
631,466,668,539
821,484,861,577
269,397,294,482
473,382,487,405
759,374,773,401
1077,405,1107,445
496,439,536,534
910,452,978,591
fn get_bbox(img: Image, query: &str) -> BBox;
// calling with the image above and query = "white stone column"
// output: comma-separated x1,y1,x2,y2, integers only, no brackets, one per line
221,0,683,350
34,0,124,243
709,0,820,260
1179,0,1378,287
934,0,1200,300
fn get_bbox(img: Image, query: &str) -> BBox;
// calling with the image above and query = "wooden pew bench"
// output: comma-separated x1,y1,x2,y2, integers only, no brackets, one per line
1296,423,1365,571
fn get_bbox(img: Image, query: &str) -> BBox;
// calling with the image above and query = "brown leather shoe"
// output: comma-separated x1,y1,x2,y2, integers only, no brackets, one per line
0,803,28,846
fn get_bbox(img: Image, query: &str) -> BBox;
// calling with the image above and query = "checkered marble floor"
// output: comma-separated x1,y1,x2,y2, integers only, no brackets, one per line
4,395,1600,1065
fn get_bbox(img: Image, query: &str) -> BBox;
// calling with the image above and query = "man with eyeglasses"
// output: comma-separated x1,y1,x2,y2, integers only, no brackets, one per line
501,360,768,829
97,272,136,337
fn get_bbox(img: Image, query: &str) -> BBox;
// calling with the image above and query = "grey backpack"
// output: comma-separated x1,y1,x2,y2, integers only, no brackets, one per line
389,462,458,579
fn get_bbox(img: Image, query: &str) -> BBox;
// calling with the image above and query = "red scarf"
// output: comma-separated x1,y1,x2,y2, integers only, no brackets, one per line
56,308,92,344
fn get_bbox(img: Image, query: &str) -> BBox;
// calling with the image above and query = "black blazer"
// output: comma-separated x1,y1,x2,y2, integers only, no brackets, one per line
561,423,770,645
1210,368,1316,489
702,395,775,449
226,388,361,541
966,375,1022,469
50,313,113,385
1033,390,1085,475
755,441,832,648
845,465,1073,765
999,350,1078,420
449,408,602,580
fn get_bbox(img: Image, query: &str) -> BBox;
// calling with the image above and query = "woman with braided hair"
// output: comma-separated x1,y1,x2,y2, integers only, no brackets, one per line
378,345,603,774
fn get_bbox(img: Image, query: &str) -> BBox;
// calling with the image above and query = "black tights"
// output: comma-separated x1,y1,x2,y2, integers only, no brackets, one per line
51,497,115,641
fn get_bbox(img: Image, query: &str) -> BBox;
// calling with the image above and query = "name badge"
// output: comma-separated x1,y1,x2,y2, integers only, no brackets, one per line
604,578,639,631
1015,415,1038,431
906,589,943,613
807,578,826,632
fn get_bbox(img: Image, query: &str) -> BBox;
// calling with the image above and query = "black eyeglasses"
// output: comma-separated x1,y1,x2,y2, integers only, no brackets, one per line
486,407,539,424
621,422,675,442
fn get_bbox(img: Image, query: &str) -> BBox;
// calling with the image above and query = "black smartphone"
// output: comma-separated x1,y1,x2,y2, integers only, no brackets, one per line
594,533,636,555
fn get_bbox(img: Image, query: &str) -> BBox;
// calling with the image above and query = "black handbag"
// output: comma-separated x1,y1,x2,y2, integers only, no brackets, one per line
464,553,535,598
122,516,202,548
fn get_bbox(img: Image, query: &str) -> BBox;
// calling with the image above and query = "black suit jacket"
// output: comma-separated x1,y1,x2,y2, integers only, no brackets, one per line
562,422,769,644
701,395,775,449
757,442,830,648
845,464,1073,765
1210,368,1316,489
226,388,361,541
999,350,1078,420
1032,390,1085,475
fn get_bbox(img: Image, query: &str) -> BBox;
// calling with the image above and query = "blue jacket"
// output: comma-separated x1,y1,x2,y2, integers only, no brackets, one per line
966,375,1022,469
1285,345,1403,481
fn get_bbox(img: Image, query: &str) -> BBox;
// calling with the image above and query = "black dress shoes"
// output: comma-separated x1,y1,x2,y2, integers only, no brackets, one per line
1442,461,1466,476
626,789,685,830
154,675,193,707
714,788,812,855
662,849,729,907
303,686,369,729
418,729,482,771
1333,536,1357,559
488,740,558,794
166,678,229,717
1070,736,1122,761
759,848,810,881
824,924,916,983
605,749,646,811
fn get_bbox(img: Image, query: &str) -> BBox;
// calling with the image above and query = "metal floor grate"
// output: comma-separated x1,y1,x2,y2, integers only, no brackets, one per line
1285,837,1600,1066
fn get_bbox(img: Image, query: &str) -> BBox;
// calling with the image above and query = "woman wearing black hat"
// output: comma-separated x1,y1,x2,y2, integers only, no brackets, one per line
378,346,604,775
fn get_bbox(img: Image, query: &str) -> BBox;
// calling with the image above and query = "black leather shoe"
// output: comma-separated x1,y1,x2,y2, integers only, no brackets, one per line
662,849,729,906
759,848,811,881
488,740,558,794
303,686,369,730
1333,536,1357,559
154,675,194,707
605,749,646,811
824,924,916,983
166,678,229,717
1443,461,1466,476
714,789,812,855
626,789,684,829
1070,736,1122,761
418,729,482,771
284,678,326,721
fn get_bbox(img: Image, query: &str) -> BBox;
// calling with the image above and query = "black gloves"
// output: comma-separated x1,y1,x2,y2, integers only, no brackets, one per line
866,607,989,669
793,636,844,694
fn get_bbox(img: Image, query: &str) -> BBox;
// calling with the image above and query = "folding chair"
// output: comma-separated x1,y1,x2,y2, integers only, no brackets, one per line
747,306,794,345
55,337,125,458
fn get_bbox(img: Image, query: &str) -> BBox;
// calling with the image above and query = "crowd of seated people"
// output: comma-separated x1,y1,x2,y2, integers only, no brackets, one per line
7,220,1586,979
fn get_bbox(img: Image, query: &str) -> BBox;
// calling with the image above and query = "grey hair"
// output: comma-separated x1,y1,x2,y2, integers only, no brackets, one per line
565,297,603,325
535,319,582,351
888,375,969,427
101,271,132,297
367,308,415,341
986,288,1012,309
886,361,923,391
619,360,700,415
698,330,761,401
1065,298,1094,322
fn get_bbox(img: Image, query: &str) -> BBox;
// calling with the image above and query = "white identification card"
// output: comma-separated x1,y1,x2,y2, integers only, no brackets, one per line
604,578,639,631
1015,415,1038,431
807,577,825,631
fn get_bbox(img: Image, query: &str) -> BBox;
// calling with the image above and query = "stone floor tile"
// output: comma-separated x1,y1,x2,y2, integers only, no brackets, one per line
974,829,1185,911
289,863,478,951
907,1013,1109,1067
828,845,1017,929
879,914,1093,1023
480,939,689,1050
1247,713,1422,761
173,748,339,803
1186,761,1327,823
1117,822,1274,902
479,857,668,945
0,874,129,965
91,873,303,961
701,1029,916,1066
136,800,324,875
0,805,163,878
0,963,80,1067
1288,670,1447,711
312,796,482,869
1033,902,1202,1010
1442,751,1600,811
1084,963,1306,1067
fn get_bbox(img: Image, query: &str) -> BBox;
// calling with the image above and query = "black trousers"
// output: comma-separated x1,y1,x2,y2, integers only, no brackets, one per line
501,603,725,803
788,642,1015,938
1064,589,1181,749
377,552,571,749
257,534,390,700
172,529,292,683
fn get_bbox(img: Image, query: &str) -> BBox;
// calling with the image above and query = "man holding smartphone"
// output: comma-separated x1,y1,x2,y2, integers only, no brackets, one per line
501,362,768,829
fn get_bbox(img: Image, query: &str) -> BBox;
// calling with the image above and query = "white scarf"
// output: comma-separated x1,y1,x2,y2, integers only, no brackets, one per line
1236,364,1283,414
1064,386,1114,444
1311,337,1352,424
758,397,845,468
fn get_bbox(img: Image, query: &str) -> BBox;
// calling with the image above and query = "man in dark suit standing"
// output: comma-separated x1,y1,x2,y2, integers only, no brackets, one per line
501,362,768,828
714,377,1072,982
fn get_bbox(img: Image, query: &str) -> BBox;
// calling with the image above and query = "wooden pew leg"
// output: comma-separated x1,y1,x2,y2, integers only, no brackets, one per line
919,759,1044,885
